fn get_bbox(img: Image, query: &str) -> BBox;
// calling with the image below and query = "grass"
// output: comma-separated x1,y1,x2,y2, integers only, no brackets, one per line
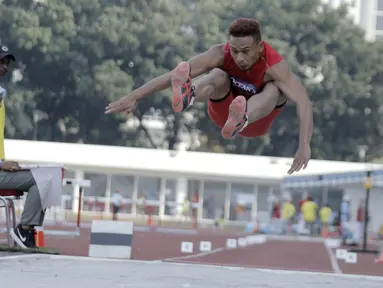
0,244,60,255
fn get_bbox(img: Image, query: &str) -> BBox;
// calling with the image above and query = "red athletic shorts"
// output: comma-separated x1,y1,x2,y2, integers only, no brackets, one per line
208,92,285,138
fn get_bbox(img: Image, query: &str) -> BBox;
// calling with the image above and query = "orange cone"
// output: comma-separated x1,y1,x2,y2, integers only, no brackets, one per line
147,214,153,226
368,232,374,241
35,226,45,248
321,225,329,238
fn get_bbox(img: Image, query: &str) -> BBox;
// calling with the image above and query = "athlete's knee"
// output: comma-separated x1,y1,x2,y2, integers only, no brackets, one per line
263,81,281,98
263,81,286,105
209,68,228,82
207,68,230,100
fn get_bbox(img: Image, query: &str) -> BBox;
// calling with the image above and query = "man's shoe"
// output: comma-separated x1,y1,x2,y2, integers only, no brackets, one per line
10,224,37,249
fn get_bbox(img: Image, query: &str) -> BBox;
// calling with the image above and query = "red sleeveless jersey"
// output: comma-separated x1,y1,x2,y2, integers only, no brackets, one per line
222,41,283,97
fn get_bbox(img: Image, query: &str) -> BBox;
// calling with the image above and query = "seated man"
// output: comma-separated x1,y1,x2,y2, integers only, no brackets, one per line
0,44,44,249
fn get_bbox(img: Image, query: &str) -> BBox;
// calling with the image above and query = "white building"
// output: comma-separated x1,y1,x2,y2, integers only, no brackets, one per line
3,139,383,231
323,0,383,41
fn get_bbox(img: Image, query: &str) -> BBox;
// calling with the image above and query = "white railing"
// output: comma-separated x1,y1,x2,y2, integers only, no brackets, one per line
0,195,254,229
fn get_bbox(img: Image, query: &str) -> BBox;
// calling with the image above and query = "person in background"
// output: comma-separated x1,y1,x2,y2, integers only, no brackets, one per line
313,198,322,235
281,198,295,234
355,198,368,245
191,192,199,222
214,210,225,229
340,194,352,244
319,203,332,237
181,198,190,222
111,190,124,220
270,198,282,234
379,223,383,240
298,193,308,234
203,194,215,219
301,196,318,236
271,199,281,219
136,193,145,215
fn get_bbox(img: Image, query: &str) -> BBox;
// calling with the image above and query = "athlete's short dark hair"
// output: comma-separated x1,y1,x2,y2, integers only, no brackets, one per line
228,18,262,42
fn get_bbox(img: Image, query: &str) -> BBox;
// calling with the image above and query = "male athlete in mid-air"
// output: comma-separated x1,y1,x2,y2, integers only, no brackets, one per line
105,18,313,175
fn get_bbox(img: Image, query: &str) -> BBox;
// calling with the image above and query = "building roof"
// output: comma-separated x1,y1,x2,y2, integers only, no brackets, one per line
4,139,382,184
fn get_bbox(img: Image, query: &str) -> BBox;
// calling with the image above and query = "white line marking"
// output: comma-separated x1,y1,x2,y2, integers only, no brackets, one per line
171,259,334,273
257,267,383,281
325,242,342,274
10,254,382,280
47,254,144,263
163,247,226,261
0,254,47,261
266,234,327,243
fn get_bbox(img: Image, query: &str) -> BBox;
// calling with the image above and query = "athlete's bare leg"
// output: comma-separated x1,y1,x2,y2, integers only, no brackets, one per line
192,68,231,102
246,82,285,123
221,82,286,139
171,62,230,112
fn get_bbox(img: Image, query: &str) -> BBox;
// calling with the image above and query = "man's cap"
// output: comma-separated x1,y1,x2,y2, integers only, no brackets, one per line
0,45,15,62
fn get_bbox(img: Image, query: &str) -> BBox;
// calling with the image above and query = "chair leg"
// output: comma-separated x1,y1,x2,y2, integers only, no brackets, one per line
9,199,17,247
0,196,12,246
9,199,17,229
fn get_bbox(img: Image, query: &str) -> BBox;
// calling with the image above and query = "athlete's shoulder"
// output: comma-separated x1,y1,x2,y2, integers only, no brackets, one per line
263,41,283,66
263,41,283,57
205,43,226,66
209,43,226,56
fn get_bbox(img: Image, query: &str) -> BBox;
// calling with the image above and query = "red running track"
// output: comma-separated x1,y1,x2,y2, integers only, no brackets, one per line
2,224,383,276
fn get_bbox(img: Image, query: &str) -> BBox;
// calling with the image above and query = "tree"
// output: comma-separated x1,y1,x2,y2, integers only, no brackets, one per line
1,0,197,148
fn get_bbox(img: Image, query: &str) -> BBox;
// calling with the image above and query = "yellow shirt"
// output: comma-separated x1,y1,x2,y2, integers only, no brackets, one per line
319,207,332,224
301,201,318,223
0,102,5,160
182,200,190,213
282,202,295,220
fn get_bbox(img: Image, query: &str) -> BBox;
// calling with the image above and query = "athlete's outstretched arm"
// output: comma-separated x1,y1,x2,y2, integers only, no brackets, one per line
266,61,313,174
105,45,224,114
132,44,224,100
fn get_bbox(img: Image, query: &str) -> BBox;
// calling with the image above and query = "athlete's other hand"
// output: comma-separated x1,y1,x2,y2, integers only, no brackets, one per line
105,94,138,115
288,144,310,175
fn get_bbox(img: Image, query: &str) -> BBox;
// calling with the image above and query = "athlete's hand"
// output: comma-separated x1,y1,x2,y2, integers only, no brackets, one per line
1,161,21,172
288,144,311,175
105,94,138,115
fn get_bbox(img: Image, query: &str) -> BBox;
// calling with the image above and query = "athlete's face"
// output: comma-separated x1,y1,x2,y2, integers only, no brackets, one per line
228,36,263,71
0,57,11,77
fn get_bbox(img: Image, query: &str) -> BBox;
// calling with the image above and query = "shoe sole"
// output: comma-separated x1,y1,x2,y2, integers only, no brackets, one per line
10,229,28,249
171,61,190,113
221,96,247,139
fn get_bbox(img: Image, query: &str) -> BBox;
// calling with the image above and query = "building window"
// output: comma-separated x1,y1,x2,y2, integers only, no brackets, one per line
110,174,135,214
378,0,383,12
137,176,162,216
84,173,107,197
203,181,226,220
376,15,383,30
231,183,255,222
